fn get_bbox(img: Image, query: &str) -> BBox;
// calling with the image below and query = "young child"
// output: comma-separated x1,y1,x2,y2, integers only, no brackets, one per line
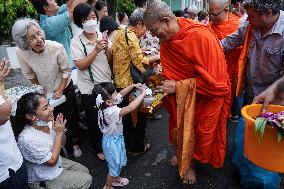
92,82,146,189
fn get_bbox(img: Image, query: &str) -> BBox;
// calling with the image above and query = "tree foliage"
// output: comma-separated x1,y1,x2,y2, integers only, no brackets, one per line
116,0,135,16
0,0,38,44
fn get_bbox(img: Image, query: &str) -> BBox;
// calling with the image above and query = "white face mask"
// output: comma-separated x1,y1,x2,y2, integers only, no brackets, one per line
113,93,123,105
36,120,49,127
83,19,98,33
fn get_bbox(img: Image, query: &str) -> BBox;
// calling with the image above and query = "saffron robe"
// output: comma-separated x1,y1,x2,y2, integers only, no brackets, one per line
160,17,231,177
209,14,242,106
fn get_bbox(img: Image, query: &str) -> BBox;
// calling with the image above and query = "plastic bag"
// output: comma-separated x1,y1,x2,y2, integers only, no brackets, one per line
232,117,281,189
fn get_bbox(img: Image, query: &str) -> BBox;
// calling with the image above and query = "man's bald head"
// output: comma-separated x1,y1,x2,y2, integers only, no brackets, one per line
210,0,230,9
209,0,230,24
143,0,179,42
143,0,175,25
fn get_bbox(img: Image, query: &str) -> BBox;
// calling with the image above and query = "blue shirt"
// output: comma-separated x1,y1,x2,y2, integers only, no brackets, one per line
39,5,74,68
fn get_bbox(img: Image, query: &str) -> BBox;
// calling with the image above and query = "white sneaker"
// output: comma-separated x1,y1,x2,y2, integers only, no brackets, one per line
73,145,82,158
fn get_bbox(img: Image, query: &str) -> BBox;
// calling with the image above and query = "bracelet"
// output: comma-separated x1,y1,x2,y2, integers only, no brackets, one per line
64,129,67,133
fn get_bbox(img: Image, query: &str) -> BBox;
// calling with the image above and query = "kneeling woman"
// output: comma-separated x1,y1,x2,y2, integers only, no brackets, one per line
14,93,92,189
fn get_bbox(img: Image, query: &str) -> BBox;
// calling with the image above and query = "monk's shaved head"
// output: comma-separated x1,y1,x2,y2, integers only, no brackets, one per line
209,0,230,9
143,0,175,24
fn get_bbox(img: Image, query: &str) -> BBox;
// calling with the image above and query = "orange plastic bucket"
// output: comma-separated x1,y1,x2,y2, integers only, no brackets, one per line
241,104,284,173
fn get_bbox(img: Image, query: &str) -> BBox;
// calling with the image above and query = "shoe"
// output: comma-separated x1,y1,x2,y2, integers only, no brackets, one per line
73,145,82,158
230,115,239,123
146,114,162,120
112,177,129,187
130,143,151,156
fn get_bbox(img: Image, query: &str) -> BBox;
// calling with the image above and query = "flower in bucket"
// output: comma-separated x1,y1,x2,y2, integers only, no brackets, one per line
149,93,163,113
255,111,284,143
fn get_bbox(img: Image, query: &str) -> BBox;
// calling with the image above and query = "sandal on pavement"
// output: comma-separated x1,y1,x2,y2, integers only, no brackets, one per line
73,145,82,158
112,177,129,187
130,143,151,156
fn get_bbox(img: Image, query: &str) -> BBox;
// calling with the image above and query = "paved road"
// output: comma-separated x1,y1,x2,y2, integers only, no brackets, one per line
6,69,242,189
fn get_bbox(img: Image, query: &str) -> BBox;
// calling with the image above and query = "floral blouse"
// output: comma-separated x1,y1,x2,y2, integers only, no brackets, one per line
112,28,149,88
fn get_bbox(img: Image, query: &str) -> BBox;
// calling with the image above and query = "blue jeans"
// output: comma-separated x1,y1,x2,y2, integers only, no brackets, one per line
0,162,29,189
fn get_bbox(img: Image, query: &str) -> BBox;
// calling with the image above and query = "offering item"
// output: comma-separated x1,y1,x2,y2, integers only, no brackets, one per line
130,85,163,115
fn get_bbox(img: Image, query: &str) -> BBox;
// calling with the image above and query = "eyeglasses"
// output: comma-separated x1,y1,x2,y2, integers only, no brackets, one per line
209,9,225,17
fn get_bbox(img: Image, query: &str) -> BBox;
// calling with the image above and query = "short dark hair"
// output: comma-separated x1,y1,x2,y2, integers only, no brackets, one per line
94,1,107,11
73,3,93,29
118,12,127,23
134,0,147,8
243,0,281,15
31,0,48,14
173,10,185,17
198,11,208,21
100,16,119,34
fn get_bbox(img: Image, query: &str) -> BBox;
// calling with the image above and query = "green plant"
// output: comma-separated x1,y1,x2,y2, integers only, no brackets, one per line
116,0,135,16
0,0,38,45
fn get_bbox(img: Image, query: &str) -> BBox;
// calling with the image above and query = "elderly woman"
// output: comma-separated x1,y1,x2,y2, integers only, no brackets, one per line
71,3,112,161
111,8,160,155
12,18,82,158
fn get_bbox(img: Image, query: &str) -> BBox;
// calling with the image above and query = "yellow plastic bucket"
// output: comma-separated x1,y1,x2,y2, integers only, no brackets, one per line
241,104,284,173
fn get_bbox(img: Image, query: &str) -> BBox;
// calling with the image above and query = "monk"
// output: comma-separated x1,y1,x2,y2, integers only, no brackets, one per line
144,0,231,184
209,0,242,118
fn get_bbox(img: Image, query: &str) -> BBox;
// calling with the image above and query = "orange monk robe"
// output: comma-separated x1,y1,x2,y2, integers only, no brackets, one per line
209,14,242,104
160,17,231,172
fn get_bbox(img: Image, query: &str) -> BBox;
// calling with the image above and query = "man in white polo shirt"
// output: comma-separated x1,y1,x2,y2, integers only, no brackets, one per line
0,58,28,189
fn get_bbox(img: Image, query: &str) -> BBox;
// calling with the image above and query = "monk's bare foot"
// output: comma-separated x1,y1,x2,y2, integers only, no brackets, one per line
182,168,196,184
170,155,178,166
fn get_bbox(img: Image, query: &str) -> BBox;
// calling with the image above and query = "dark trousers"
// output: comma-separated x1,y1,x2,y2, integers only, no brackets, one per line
0,162,28,189
53,81,80,151
117,88,146,153
81,94,103,154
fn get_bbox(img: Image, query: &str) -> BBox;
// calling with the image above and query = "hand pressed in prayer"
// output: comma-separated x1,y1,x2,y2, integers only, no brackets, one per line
53,113,67,134
0,58,11,82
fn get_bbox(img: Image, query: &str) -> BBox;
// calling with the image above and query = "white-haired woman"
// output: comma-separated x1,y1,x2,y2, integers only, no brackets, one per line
12,18,82,158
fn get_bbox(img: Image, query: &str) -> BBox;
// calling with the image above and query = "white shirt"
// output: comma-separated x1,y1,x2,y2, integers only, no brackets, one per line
17,122,63,183
0,95,23,183
71,32,112,94
16,40,72,93
100,106,123,136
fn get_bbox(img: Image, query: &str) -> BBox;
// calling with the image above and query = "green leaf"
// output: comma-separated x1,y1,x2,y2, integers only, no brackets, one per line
254,117,267,144
277,128,283,143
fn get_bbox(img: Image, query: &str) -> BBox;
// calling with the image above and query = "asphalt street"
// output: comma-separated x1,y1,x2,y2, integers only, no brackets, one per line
6,69,242,189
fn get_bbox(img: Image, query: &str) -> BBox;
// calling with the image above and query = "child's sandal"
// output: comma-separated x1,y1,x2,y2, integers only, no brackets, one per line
112,177,129,187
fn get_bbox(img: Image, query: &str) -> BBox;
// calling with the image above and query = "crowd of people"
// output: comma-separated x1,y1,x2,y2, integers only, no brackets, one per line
0,0,283,188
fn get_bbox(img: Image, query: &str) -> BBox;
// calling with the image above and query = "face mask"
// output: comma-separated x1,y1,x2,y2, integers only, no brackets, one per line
36,120,49,127
113,93,123,105
83,19,98,33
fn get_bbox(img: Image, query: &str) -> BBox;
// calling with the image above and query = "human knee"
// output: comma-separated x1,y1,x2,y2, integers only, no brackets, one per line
80,172,93,189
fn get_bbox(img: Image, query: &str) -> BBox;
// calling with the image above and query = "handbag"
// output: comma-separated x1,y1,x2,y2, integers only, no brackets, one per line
124,27,154,84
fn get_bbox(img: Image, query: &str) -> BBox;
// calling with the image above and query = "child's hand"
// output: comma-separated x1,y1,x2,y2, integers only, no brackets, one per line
141,89,146,97
133,83,143,89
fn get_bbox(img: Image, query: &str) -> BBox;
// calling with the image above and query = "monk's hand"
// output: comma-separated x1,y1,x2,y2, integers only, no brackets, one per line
156,80,176,94
252,86,276,113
